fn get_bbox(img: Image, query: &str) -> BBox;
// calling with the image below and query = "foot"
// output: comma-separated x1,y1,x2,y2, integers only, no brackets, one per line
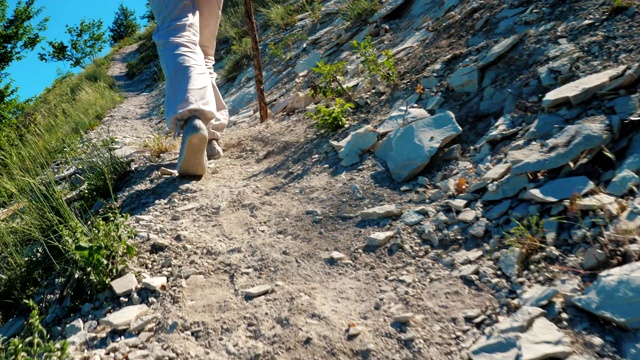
206,139,223,160
177,117,208,177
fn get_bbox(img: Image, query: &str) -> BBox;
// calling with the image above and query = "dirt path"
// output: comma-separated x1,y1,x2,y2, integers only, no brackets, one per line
92,43,497,360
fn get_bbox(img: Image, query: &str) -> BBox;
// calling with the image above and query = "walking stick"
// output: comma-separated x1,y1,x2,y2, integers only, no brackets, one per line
243,0,269,122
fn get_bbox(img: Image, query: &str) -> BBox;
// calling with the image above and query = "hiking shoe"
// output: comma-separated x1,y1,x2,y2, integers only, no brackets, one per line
206,139,223,160
177,117,208,177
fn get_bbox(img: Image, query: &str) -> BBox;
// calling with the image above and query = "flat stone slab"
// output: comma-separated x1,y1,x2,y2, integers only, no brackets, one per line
142,276,167,291
522,176,595,203
360,204,403,220
509,116,611,175
574,193,617,210
469,334,520,360
110,273,138,297
520,285,559,307
100,305,149,330
482,163,511,182
366,231,396,247
496,306,546,334
330,126,378,166
542,65,628,107
607,170,640,196
520,318,573,360
243,285,272,298
477,33,524,69
176,203,202,212
572,261,640,330
377,106,427,135
482,175,529,201
449,65,480,93
376,111,462,182
400,211,424,226
294,51,322,74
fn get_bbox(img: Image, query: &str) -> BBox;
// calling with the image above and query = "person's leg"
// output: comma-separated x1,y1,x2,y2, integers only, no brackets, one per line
150,0,217,175
197,0,229,160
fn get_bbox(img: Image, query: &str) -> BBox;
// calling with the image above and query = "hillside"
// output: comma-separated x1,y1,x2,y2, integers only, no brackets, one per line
1,0,640,359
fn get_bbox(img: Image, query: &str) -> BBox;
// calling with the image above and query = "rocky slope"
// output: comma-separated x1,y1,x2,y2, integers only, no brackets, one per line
2,0,640,359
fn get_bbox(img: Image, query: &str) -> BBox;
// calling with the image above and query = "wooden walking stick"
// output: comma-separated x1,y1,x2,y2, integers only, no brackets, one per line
243,0,269,122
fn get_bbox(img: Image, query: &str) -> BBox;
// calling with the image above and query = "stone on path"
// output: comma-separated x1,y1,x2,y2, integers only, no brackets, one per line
481,163,511,182
110,273,138,297
485,200,511,220
330,251,347,262
482,175,529,201
65,318,87,346
458,209,478,223
500,248,522,279
607,170,640,196
520,285,559,307
496,306,546,334
176,203,202,212
366,231,396,247
573,193,617,210
375,111,462,182
392,313,415,323
618,133,640,175
159,167,177,176
244,285,272,298
377,107,430,135
100,304,149,330
509,116,611,175
469,334,520,360
330,126,378,166
520,318,573,360
400,211,424,226
542,65,628,107
571,261,640,330
360,204,403,220
142,276,167,291
522,176,594,203
582,248,607,271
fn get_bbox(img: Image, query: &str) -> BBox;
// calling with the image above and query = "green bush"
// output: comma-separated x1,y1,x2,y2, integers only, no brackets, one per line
341,0,381,25
0,301,70,359
310,59,348,99
222,36,253,80
307,98,354,131
352,36,398,84
260,2,299,30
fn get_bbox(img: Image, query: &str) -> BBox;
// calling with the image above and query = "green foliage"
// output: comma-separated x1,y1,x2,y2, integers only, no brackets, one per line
341,0,381,25
141,0,155,24
126,25,163,82
0,0,49,140
219,6,248,45
142,133,176,161
109,4,140,46
611,0,632,12
222,36,253,80
307,98,354,131
505,215,545,258
304,0,322,22
310,59,347,99
351,36,398,84
67,210,136,292
38,18,108,68
267,32,307,62
0,300,70,359
260,2,298,30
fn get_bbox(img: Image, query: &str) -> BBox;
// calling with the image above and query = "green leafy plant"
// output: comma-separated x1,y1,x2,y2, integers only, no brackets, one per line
341,0,381,25
310,60,354,101
260,2,299,30
611,0,632,12
109,4,140,46
142,133,177,161
38,18,108,68
0,300,70,359
222,36,253,80
267,32,308,62
505,215,545,258
351,36,398,84
307,98,354,131
303,0,323,22
68,210,136,292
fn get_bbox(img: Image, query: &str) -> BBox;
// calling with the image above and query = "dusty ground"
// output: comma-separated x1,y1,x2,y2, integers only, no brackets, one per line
93,42,498,360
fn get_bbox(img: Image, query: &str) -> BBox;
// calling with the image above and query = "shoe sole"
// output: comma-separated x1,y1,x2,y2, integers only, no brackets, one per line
178,125,208,177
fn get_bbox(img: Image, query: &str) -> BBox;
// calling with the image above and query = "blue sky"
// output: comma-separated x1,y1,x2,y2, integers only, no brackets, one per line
6,0,150,100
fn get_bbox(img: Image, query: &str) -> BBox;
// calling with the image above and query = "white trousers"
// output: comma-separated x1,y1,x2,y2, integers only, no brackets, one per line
150,0,229,140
